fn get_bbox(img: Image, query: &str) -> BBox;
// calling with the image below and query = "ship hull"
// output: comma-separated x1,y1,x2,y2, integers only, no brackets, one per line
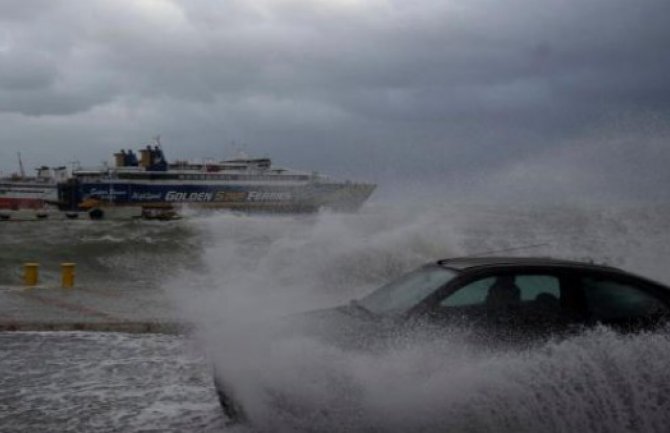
0,197,46,210
58,180,375,215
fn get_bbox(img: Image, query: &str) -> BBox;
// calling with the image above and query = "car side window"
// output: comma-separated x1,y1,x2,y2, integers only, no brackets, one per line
440,274,561,308
516,275,560,300
582,277,670,321
440,277,494,307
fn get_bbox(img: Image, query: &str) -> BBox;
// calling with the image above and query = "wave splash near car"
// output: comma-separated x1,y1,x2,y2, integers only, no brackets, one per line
208,322,670,433
170,205,670,432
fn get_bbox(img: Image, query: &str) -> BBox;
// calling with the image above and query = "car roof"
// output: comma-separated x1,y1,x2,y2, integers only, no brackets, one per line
437,256,625,273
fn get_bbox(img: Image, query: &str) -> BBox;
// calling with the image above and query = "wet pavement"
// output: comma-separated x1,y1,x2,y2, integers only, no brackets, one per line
0,332,225,433
0,283,185,333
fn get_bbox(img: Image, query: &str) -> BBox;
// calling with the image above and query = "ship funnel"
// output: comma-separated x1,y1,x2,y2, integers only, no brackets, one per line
139,147,151,168
114,151,126,167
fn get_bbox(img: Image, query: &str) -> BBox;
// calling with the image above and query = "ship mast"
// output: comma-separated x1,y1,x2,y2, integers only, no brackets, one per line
17,152,26,178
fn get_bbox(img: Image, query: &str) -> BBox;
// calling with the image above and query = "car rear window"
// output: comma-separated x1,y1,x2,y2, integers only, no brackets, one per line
582,278,670,321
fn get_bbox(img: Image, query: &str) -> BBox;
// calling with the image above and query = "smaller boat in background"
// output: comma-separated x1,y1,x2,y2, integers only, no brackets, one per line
0,153,68,218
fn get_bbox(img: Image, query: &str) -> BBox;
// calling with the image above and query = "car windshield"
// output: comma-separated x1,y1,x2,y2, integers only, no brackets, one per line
356,265,457,315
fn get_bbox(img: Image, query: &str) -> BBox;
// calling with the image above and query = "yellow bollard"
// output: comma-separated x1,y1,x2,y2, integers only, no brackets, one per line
61,263,76,288
24,263,39,286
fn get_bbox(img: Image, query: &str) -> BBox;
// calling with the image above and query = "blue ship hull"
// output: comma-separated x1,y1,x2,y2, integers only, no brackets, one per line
58,180,375,214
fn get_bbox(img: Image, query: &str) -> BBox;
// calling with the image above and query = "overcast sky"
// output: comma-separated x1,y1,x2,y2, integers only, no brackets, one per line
1,0,669,203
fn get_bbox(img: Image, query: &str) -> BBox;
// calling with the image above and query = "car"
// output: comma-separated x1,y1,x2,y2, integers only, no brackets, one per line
214,256,670,423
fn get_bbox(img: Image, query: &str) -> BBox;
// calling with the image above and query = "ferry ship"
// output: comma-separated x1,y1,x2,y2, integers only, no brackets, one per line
57,142,375,219
0,166,67,212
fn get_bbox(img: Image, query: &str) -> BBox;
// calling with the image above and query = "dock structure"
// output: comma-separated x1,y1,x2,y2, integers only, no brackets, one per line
0,281,188,334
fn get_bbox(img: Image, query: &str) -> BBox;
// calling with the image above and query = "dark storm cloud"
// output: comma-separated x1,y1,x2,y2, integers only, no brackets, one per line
1,0,669,202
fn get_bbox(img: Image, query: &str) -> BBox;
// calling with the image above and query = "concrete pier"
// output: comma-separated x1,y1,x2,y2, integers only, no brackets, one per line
0,284,188,333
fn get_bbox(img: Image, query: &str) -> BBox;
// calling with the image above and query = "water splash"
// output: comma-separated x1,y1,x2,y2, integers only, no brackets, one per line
170,203,670,432
228,327,670,433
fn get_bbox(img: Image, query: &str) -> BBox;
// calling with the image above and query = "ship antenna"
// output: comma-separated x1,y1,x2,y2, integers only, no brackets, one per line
17,152,26,178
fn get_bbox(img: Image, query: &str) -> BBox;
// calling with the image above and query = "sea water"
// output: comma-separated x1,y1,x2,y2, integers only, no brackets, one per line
2,203,670,432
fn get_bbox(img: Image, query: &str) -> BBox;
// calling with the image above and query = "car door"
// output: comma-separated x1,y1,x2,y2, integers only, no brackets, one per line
577,271,670,331
419,269,586,342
